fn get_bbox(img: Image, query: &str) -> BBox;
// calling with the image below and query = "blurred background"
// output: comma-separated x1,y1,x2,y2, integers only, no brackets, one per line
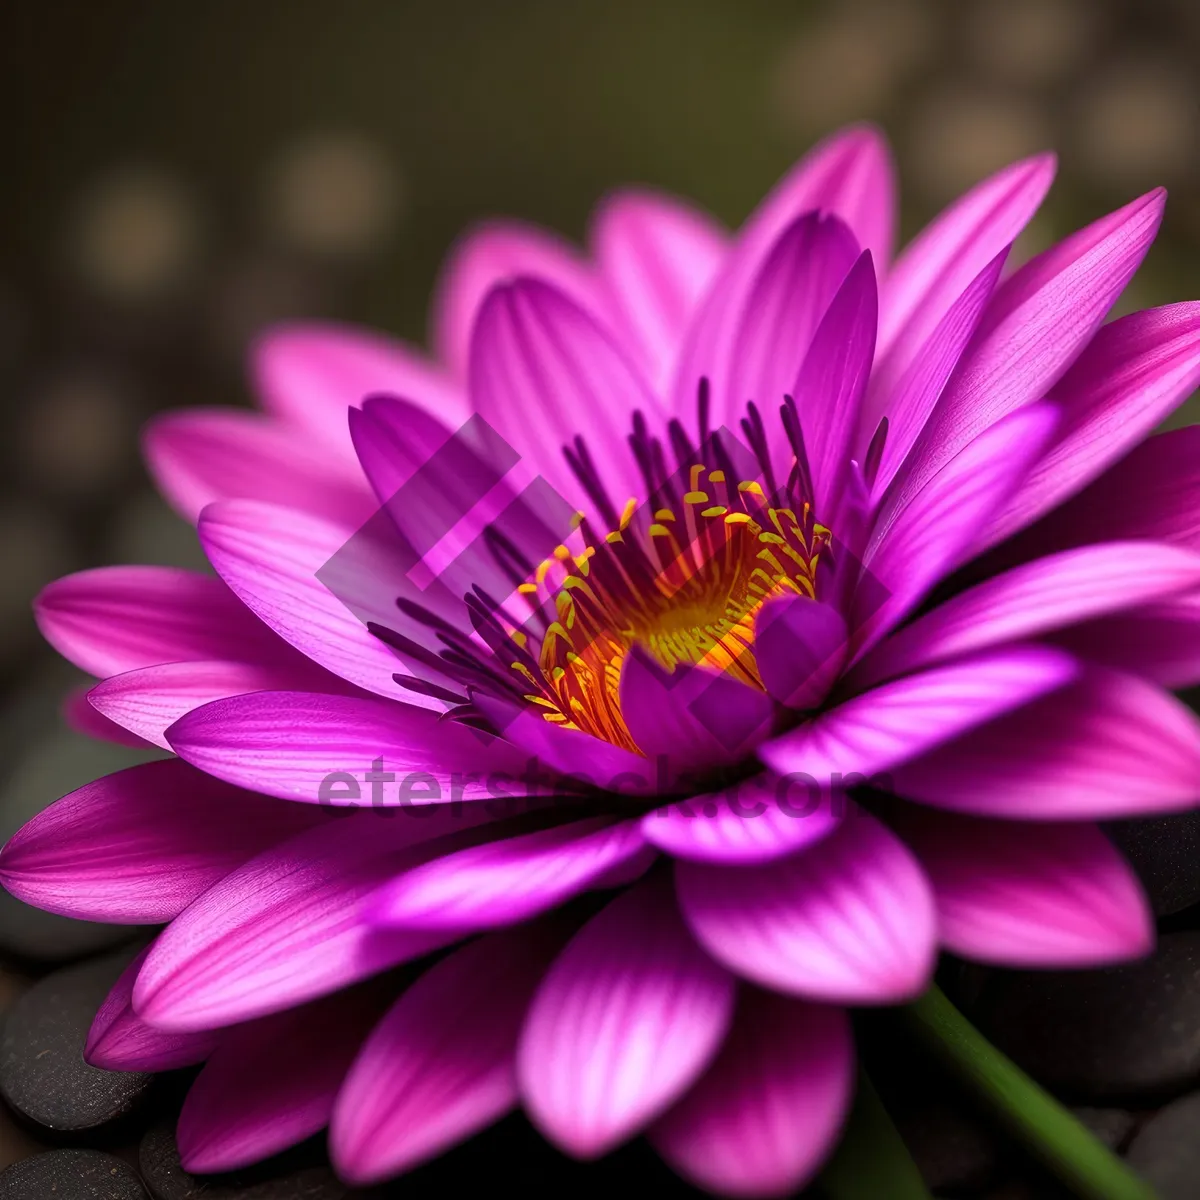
1,0,1200,951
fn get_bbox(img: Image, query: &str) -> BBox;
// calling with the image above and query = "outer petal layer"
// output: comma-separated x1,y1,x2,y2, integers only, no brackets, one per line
519,874,736,1158
675,809,937,1003
332,925,562,1184
894,809,1154,967
650,990,854,1199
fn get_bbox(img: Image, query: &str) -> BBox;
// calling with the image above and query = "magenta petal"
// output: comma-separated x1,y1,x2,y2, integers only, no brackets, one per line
332,925,562,1183
875,153,1055,385
754,595,848,711
166,690,530,805
348,393,459,510
642,775,843,865
252,322,467,463
892,666,1200,819
86,948,218,1072
850,542,1200,691
672,125,894,430
895,809,1153,967
760,645,1075,784
618,648,775,769
866,248,1007,494
728,212,858,440
468,277,662,506
34,566,289,679
792,251,878,516
995,412,1200,565
88,659,358,750
431,219,607,379
367,817,652,931
896,189,1164,503
519,874,735,1158
131,810,504,1032
649,989,854,1199
177,983,391,1173
1050,594,1200,689
676,809,937,1003
143,408,375,528
61,685,155,749
980,302,1200,553
470,691,657,793
590,188,728,389
0,758,328,924
857,402,1059,656
199,499,439,704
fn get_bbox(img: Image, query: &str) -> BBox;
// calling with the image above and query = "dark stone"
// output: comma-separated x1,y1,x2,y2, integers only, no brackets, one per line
977,932,1200,1102
0,665,164,965
0,894,144,967
0,1149,148,1198
1069,1106,1138,1152
138,1123,353,1199
0,949,153,1133
890,1098,1002,1192
1107,811,1200,917
1124,1091,1200,1200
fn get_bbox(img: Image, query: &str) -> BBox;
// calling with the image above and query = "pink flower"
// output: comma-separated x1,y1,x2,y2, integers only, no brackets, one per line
5,124,1200,1196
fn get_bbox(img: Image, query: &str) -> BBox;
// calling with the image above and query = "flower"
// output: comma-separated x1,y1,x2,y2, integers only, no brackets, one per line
5,123,1200,1197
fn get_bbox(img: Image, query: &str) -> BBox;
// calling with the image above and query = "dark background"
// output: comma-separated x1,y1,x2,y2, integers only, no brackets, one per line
0,0,1199,1184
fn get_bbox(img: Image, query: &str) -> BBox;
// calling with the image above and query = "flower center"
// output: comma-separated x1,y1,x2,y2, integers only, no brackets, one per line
511,461,829,753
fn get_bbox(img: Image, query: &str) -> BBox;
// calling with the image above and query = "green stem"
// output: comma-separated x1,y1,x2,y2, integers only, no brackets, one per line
900,984,1155,1200
818,1067,934,1200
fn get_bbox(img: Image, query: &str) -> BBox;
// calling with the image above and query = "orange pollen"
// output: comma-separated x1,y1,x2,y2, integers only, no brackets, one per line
507,465,830,754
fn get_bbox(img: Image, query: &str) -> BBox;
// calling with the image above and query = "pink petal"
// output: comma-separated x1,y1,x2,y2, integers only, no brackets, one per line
590,188,728,389
143,408,376,528
978,302,1200,553
793,251,878,516
178,983,392,1173
650,989,854,1199
857,402,1059,656
850,542,1200,691
471,691,659,794
252,322,467,463
61,685,155,749
349,394,455,508
367,817,652,931
199,499,443,703
894,189,1165,506
34,566,291,679
891,666,1200,819
728,212,858,440
1050,593,1200,689
642,775,844,865
431,219,608,379
166,690,530,805
86,948,219,1072
131,809,503,1031
894,808,1153,967
753,596,848,712
867,248,1008,494
874,153,1055,384
675,808,937,1003
618,648,775,770
0,758,329,924
332,924,562,1183
672,125,894,431
998,424,1200,564
519,874,736,1158
468,278,662,506
348,400,572,612
760,645,1076,784
88,658,359,750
